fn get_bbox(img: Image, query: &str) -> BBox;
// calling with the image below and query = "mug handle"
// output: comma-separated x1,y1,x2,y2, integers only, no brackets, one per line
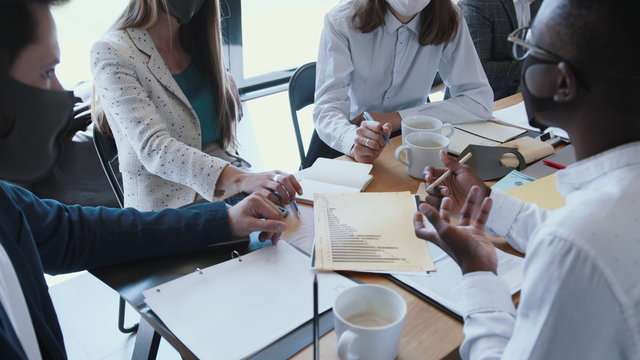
394,145,411,166
441,123,455,138
337,329,360,360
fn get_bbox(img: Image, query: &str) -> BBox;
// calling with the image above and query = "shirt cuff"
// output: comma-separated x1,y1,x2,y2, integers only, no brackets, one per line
460,271,516,317
338,126,359,155
486,189,523,237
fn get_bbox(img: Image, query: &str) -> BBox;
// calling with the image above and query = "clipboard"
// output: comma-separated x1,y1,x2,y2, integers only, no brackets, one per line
143,241,359,360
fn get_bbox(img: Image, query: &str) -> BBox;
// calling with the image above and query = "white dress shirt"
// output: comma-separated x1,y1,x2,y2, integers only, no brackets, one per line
513,0,535,27
314,2,494,154
0,243,42,360
457,141,640,359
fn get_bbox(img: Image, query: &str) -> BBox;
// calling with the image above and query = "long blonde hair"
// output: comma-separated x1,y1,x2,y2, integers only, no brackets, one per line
93,0,239,150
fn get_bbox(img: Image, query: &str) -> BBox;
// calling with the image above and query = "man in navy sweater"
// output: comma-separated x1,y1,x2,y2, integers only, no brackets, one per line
0,1,288,358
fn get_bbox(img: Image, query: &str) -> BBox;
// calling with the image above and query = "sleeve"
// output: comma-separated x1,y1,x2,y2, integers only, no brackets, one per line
398,16,494,123
10,182,231,275
459,235,626,359
458,1,522,97
91,39,228,201
313,13,359,155
485,190,550,253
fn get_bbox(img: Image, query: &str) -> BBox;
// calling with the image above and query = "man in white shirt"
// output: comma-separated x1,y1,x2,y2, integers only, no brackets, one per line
415,0,640,358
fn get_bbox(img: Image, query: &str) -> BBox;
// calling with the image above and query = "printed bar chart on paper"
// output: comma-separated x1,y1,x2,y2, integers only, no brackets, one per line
313,192,435,272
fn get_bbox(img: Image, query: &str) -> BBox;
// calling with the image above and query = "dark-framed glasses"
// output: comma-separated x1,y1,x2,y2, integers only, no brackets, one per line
507,27,567,62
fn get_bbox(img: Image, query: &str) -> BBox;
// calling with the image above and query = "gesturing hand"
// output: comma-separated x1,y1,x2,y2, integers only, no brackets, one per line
424,150,489,217
227,193,287,244
414,186,497,274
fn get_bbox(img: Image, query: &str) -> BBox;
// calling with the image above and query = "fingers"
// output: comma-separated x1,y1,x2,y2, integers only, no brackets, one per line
357,121,387,150
473,197,493,232
419,202,449,235
413,211,440,243
440,197,452,223
458,186,481,226
268,172,302,204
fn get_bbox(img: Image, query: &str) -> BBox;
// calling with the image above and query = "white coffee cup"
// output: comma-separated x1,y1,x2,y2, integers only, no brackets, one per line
334,284,407,360
401,115,454,144
395,132,449,179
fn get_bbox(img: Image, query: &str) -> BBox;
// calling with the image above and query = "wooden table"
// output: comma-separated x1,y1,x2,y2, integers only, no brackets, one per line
288,93,525,359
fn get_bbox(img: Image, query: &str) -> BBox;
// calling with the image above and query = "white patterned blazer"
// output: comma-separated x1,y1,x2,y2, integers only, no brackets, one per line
91,28,237,211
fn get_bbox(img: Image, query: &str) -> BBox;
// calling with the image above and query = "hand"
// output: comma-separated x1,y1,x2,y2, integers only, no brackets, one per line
227,193,287,244
414,186,497,274
349,120,392,163
241,170,303,206
424,150,489,217
66,97,91,137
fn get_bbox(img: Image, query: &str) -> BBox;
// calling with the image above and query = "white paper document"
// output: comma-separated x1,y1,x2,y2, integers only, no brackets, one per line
392,246,524,317
493,101,569,140
143,242,357,360
295,158,373,204
454,121,526,143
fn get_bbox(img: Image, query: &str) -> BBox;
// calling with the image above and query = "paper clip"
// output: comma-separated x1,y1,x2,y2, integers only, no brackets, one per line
231,251,242,262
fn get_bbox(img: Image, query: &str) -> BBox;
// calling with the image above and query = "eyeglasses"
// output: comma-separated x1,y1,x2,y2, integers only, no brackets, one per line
507,27,568,63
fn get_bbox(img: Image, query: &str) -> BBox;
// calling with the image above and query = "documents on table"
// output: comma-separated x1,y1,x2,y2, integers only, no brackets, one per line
143,241,357,360
492,101,570,140
313,191,435,272
392,243,524,317
295,157,373,204
455,121,526,143
448,120,527,155
505,173,565,210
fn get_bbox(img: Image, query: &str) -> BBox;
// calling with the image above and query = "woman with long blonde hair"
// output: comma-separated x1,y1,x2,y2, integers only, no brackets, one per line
91,0,301,210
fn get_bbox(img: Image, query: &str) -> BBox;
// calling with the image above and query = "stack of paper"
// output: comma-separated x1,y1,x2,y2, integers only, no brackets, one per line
448,120,527,155
493,101,569,140
295,158,373,204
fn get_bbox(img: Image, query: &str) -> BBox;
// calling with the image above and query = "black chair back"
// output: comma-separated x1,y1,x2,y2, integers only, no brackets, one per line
92,126,124,208
288,62,342,169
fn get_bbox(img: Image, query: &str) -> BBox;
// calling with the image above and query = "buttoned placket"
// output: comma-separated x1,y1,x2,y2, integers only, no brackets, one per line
383,25,410,110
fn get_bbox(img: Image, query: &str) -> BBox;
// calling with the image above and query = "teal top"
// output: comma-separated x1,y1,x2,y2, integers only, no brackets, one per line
172,61,219,146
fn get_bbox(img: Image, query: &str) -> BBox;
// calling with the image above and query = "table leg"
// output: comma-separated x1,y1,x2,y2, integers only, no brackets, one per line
131,317,161,360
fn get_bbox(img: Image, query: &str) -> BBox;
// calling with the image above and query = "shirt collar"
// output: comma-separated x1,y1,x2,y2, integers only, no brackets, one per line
556,141,640,195
383,10,421,35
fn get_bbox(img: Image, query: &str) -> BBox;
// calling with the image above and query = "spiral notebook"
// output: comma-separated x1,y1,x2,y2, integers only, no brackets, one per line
143,241,357,360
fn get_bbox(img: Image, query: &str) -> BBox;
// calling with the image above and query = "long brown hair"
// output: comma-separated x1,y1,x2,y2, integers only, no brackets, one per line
351,0,459,46
93,0,239,150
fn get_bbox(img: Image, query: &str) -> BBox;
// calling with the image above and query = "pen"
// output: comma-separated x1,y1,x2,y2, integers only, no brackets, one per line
363,111,393,147
313,273,319,360
543,159,566,169
426,152,473,193
291,199,301,219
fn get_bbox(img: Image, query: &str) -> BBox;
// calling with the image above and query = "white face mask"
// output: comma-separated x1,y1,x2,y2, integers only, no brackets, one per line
386,0,432,18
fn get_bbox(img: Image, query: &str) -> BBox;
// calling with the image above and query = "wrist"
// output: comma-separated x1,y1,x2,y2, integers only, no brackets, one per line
217,165,247,194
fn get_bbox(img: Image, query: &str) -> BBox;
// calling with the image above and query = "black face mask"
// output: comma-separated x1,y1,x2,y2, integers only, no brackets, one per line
521,55,557,132
0,75,74,183
162,0,206,24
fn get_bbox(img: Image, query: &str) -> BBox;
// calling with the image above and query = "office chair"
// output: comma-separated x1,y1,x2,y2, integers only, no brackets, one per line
288,62,342,169
92,126,138,334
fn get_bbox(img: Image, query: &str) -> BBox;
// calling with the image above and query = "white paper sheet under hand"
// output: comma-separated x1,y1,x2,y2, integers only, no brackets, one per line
143,241,357,360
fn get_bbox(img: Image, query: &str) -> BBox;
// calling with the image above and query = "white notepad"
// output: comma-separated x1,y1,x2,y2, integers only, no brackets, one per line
143,242,357,360
295,158,373,204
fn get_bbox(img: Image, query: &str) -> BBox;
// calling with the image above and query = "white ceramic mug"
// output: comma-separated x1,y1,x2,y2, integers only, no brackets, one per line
401,115,454,144
334,284,407,360
395,132,449,179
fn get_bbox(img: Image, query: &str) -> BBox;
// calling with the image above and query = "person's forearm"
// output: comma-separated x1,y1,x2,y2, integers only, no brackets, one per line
215,164,248,196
